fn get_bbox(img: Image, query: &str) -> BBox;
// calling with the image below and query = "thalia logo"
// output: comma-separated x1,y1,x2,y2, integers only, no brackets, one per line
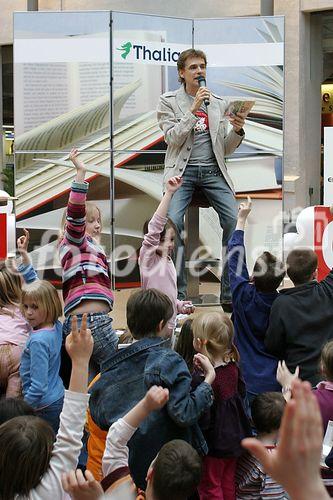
116,41,180,63
117,41,132,59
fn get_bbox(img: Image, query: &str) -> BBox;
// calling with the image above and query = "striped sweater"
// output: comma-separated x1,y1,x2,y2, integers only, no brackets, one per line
236,448,289,499
59,180,114,316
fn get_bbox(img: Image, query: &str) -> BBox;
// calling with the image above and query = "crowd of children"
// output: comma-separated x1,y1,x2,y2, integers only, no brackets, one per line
1,148,333,500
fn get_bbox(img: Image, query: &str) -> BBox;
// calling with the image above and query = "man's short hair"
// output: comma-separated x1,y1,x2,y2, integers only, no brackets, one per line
252,252,285,293
251,392,286,435
126,289,173,339
177,48,207,84
286,248,318,285
152,440,202,500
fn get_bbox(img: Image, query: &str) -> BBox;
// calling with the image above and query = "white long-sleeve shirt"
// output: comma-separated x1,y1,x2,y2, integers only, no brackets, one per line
16,390,90,500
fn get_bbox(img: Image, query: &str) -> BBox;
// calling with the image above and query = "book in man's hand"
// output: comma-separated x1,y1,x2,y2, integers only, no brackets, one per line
224,100,255,117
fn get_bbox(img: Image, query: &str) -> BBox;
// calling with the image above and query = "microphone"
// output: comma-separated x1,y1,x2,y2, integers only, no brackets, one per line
197,76,210,106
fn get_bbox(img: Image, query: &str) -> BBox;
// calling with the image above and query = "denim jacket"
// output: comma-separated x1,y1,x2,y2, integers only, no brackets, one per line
89,336,213,489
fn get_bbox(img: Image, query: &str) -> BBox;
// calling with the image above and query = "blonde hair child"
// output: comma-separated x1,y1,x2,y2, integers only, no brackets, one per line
0,229,37,397
192,311,252,500
0,315,93,500
20,280,64,434
58,148,117,386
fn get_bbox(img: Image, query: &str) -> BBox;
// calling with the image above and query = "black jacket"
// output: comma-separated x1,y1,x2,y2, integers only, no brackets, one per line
265,271,333,385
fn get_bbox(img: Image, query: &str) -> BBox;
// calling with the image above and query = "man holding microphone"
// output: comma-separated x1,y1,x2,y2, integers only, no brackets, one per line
157,48,245,310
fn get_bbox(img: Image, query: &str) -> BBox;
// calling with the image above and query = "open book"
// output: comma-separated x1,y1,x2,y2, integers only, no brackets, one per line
224,100,255,118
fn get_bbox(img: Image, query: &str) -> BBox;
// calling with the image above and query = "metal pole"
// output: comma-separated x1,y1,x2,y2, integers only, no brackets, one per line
27,0,38,11
260,0,274,16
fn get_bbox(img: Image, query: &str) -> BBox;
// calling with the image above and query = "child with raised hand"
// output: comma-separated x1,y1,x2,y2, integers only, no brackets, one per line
277,339,333,433
62,385,203,500
139,175,194,334
0,313,93,500
59,148,118,384
0,229,37,398
242,379,330,500
227,196,285,403
192,311,252,500
20,280,65,433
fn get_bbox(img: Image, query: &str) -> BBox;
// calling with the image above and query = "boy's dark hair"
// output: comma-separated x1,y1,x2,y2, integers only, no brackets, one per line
126,289,173,339
0,397,35,426
321,340,333,382
175,319,195,372
177,49,207,84
143,217,177,243
152,439,202,500
252,252,285,293
0,415,54,499
251,392,286,435
286,249,318,285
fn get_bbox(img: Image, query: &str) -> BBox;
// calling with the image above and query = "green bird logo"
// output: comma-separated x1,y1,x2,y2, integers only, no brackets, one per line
117,41,132,59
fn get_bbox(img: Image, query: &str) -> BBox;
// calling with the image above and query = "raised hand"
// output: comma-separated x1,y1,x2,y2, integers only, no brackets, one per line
143,386,169,412
17,228,30,265
276,360,300,389
238,196,252,221
69,148,86,182
17,228,30,254
242,380,328,500
65,314,93,365
166,176,183,194
61,469,103,500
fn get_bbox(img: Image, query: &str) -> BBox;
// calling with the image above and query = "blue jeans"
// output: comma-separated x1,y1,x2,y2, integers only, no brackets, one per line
168,164,237,302
61,312,118,386
36,396,64,435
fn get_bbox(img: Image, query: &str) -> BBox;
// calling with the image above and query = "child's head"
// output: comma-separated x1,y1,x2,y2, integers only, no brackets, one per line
192,311,239,364
251,392,286,436
146,439,202,500
22,280,62,330
0,415,54,499
0,397,35,426
175,319,195,372
320,340,333,381
0,262,22,311
252,252,285,293
143,218,177,256
60,202,102,241
126,288,173,339
286,248,318,286
85,201,102,240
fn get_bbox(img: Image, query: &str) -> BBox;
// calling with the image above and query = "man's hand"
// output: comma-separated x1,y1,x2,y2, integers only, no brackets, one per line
229,111,246,133
143,386,169,412
61,469,103,500
242,380,328,500
193,353,216,385
190,86,211,114
166,176,183,194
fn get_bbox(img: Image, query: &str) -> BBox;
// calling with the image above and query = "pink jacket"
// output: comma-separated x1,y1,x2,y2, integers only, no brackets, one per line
139,212,183,331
